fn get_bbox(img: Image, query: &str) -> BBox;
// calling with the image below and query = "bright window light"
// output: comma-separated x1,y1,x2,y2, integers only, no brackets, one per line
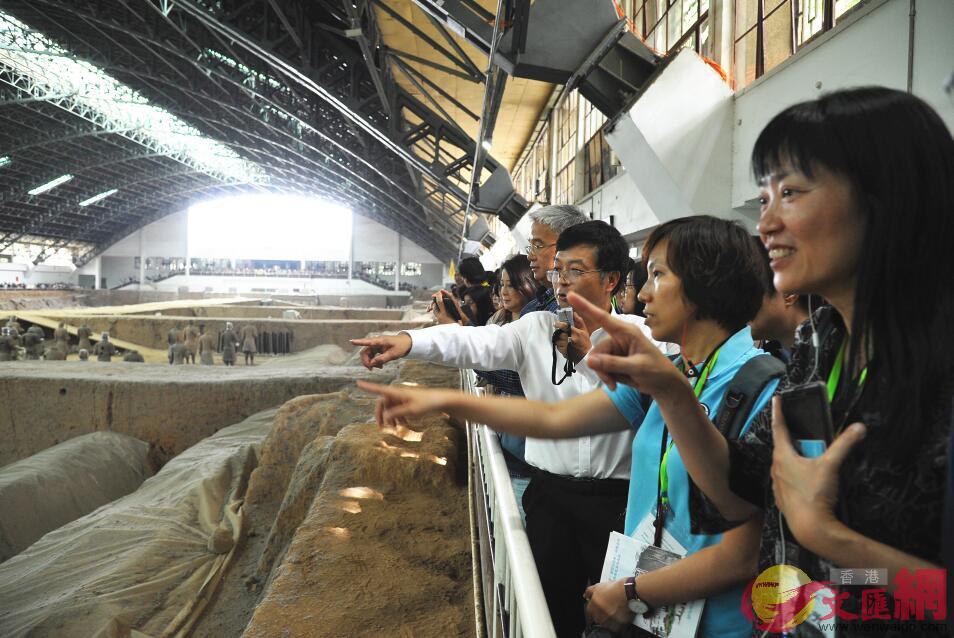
28,173,73,196
78,188,118,207
188,194,352,261
0,156,10,168
0,12,264,184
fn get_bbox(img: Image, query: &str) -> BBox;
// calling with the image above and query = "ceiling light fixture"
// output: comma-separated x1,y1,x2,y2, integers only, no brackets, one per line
28,174,73,196
78,188,118,207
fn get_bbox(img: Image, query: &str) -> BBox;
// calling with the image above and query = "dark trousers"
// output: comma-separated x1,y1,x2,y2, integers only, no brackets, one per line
522,470,629,638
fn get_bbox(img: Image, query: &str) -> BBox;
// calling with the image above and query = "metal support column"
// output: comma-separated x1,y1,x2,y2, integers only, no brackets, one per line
347,221,354,287
394,234,402,292
138,229,146,286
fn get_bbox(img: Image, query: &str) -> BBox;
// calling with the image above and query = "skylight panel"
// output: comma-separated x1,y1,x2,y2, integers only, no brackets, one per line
0,12,266,185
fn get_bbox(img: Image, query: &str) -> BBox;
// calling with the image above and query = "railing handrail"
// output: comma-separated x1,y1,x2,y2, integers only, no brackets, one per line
464,370,556,638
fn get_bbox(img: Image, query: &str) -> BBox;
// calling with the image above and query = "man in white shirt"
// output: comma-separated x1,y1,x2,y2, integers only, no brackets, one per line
353,220,659,637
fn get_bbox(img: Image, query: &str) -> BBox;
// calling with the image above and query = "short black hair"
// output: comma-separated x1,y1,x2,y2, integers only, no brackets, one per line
643,216,763,331
555,220,629,295
462,285,495,326
458,257,488,285
751,236,776,297
624,257,647,317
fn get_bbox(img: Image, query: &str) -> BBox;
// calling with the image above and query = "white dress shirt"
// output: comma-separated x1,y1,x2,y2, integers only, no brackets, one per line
405,309,661,479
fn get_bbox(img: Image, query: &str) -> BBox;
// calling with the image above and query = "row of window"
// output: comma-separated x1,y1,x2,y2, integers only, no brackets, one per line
512,0,865,204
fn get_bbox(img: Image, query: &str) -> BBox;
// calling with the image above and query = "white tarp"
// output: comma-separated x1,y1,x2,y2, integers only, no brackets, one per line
0,408,276,638
0,431,152,563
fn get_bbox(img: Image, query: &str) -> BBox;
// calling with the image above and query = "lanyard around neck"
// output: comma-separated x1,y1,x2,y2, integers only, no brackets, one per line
652,347,721,546
827,338,868,403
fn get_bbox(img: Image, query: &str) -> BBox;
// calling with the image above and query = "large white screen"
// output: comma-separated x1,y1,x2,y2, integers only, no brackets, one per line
188,194,352,260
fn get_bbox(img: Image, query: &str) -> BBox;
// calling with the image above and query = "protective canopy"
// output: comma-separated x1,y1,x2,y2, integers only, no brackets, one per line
0,409,276,638
0,431,152,563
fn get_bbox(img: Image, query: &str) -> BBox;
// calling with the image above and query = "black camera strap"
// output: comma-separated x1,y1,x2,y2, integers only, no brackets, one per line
551,328,575,386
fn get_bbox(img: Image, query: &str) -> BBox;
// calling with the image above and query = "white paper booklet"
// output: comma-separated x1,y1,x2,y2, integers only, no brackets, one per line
599,515,705,638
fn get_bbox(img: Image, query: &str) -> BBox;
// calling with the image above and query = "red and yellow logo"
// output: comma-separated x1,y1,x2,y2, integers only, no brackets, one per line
742,565,831,632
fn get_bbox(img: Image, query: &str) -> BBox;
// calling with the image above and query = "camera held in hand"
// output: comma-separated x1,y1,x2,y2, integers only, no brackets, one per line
556,307,574,333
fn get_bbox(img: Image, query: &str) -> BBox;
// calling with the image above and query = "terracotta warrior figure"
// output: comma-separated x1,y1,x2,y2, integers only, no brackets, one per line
183,320,200,365
220,322,238,367
93,332,117,362
167,324,181,347
170,341,189,365
0,327,16,361
5,315,22,336
78,348,89,361
22,326,44,360
123,349,145,363
76,324,93,352
54,322,69,351
198,326,215,366
44,342,67,361
240,323,258,365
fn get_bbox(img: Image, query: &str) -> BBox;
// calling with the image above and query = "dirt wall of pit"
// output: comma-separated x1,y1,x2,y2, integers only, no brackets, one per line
0,362,393,467
0,291,92,312
44,315,430,352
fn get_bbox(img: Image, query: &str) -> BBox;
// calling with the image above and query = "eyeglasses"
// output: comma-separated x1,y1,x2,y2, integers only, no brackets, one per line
546,268,602,284
524,241,556,255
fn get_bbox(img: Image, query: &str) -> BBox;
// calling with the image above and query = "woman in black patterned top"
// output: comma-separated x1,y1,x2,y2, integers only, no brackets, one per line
572,87,953,637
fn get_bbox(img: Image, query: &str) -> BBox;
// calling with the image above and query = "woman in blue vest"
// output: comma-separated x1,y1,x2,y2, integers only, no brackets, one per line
360,215,779,637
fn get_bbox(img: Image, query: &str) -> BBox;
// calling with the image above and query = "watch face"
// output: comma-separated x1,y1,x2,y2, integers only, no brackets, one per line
627,599,649,615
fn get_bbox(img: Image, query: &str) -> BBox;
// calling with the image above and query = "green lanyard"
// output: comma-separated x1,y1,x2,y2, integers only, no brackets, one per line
658,349,721,507
826,339,869,437
827,339,868,403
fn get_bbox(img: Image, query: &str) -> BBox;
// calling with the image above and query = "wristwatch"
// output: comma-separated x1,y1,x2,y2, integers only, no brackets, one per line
624,575,652,615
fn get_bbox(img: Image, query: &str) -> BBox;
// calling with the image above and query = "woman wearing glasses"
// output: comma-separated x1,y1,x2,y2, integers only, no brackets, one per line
359,215,778,638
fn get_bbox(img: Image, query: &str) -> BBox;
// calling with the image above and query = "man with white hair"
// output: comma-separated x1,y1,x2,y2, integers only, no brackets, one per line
520,205,589,315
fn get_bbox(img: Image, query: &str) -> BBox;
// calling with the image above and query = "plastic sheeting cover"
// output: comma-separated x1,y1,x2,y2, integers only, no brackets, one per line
0,430,152,563
0,408,277,638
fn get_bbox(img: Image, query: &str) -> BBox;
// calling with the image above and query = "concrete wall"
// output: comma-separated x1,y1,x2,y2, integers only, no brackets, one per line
101,256,139,290
103,210,189,259
351,215,441,264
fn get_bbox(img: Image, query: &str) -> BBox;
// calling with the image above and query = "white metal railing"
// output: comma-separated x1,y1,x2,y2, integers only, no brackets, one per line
464,370,556,638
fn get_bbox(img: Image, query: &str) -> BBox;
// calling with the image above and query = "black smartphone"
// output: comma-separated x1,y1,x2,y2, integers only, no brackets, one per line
779,381,834,449
440,292,462,322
